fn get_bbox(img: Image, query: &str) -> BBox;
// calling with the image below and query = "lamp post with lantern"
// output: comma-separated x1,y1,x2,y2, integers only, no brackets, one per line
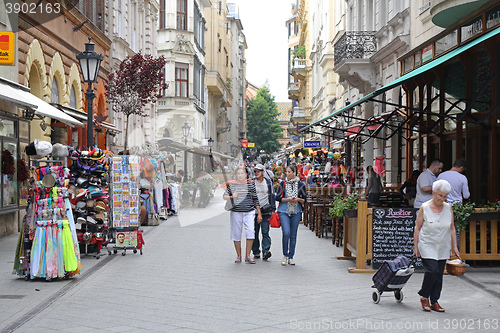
76,37,103,148
181,121,190,178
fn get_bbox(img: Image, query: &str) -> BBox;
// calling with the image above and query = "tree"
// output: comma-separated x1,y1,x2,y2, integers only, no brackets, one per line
106,52,167,152
246,87,283,156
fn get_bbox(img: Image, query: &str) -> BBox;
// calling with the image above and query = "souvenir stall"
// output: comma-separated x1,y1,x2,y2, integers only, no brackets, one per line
13,141,81,280
109,155,143,255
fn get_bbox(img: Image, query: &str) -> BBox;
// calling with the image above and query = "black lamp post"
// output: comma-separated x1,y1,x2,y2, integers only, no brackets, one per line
208,137,214,153
182,121,190,145
208,137,214,171
181,121,190,177
76,37,103,148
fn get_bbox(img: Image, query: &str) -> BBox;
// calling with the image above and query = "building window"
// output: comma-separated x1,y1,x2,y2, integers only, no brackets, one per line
294,21,298,35
194,3,205,49
218,39,221,52
161,67,166,96
51,78,60,104
160,0,166,29
175,63,189,97
177,0,187,30
70,85,76,108
288,23,291,37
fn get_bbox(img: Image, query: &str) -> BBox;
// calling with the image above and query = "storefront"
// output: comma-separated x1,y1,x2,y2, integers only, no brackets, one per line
301,3,500,203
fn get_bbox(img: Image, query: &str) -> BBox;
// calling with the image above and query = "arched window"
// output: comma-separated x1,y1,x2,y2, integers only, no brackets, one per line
51,78,59,103
163,127,171,137
70,85,76,108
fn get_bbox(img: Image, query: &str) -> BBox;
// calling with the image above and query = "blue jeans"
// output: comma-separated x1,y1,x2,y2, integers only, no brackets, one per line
280,212,301,259
252,214,271,255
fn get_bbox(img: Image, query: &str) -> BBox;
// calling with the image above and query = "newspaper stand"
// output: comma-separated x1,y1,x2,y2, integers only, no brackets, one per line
108,155,142,256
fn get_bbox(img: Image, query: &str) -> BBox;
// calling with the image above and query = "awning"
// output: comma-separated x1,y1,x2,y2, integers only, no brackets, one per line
0,80,38,109
157,138,211,157
96,121,122,134
302,26,500,133
211,151,234,160
0,78,83,127
52,103,87,121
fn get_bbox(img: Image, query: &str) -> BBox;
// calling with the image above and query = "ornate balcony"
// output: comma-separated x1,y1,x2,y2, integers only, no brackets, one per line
334,31,377,67
288,82,300,99
334,31,377,93
292,58,307,79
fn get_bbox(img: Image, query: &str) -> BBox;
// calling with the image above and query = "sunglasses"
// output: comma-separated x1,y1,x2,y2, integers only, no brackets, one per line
254,169,263,172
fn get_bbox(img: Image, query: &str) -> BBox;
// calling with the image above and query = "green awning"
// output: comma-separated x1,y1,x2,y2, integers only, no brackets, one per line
301,25,500,132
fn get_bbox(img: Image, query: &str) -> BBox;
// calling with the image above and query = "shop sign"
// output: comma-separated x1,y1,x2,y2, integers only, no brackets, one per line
247,142,255,147
421,44,433,63
241,138,248,147
0,32,15,65
304,140,321,148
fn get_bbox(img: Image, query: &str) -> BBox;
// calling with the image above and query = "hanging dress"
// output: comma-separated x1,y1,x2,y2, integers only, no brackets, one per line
62,220,78,273
56,220,65,277
45,221,56,279
30,221,44,279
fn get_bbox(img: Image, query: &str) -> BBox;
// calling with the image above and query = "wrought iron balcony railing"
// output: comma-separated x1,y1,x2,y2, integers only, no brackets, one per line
334,31,377,67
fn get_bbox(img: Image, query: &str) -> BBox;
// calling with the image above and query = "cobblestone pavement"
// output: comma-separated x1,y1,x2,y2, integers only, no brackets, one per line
1,189,499,332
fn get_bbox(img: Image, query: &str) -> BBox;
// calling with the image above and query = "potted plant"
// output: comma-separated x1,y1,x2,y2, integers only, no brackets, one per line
292,45,306,61
452,202,476,231
329,192,359,219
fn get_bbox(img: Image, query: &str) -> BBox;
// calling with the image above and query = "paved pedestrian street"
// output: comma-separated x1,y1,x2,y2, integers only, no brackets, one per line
1,193,500,332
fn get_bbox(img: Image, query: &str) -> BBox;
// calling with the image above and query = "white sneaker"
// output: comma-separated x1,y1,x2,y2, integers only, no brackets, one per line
288,258,295,265
281,256,288,266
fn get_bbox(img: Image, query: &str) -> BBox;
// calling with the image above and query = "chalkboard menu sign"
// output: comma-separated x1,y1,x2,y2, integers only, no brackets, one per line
372,208,422,269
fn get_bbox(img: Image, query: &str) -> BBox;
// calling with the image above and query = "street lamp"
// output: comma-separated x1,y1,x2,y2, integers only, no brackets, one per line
181,120,190,178
76,37,103,148
208,137,214,153
208,137,214,171
181,121,190,145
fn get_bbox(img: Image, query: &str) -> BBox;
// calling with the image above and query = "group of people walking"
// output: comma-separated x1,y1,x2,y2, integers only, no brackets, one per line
223,164,306,266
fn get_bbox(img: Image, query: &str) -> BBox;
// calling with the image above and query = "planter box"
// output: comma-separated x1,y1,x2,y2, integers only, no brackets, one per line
469,210,500,221
343,209,358,218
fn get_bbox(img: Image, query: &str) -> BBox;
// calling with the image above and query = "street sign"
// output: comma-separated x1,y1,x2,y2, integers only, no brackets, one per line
304,140,321,148
241,138,248,147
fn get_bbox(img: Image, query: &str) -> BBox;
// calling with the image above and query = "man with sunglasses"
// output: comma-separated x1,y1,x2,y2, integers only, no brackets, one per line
252,164,276,260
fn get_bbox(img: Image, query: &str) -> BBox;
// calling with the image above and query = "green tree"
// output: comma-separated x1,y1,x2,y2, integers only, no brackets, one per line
246,87,283,156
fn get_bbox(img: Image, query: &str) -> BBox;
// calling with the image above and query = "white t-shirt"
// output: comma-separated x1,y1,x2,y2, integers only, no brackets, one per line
437,170,470,206
414,169,437,208
254,179,269,207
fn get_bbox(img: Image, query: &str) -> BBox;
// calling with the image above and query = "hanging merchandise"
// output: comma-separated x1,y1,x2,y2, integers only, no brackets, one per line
13,162,81,280
67,147,110,259
2,149,15,175
108,155,143,255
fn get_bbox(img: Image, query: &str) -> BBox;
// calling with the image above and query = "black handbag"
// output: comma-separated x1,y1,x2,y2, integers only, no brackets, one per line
260,204,274,214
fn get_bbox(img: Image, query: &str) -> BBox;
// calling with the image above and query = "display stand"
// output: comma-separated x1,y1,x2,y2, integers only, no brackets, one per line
68,148,110,259
108,155,143,256
13,160,81,280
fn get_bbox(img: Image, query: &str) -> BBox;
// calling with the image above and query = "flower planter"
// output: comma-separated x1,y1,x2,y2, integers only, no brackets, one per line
343,209,358,218
469,210,500,221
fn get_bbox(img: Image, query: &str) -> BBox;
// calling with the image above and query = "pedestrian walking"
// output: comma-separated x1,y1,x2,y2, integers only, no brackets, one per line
223,166,262,264
413,179,460,313
414,159,444,208
251,164,275,260
437,158,470,206
366,165,382,205
399,170,420,207
276,165,307,265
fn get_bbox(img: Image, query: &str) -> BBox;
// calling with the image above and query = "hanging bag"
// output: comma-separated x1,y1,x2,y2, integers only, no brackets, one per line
224,185,235,211
269,181,285,228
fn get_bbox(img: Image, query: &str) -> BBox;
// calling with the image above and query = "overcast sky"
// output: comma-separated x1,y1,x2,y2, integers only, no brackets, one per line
231,0,295,102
